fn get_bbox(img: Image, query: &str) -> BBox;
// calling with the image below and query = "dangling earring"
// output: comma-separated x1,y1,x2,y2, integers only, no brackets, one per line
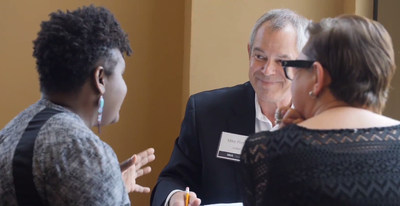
97,95,104,133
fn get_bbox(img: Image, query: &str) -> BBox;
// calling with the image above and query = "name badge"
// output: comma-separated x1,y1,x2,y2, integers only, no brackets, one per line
216,132,248,162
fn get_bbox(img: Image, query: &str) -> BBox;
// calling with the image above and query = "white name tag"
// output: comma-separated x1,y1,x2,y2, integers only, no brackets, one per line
216,132,249,162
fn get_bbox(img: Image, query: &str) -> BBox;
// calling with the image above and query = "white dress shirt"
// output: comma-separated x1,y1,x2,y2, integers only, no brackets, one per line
255,95,279,132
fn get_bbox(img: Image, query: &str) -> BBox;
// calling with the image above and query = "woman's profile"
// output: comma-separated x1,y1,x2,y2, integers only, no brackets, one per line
0,5,154,206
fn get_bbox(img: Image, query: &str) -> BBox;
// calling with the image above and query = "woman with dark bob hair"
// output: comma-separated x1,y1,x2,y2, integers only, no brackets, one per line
240,15,399,205
0,5,154,206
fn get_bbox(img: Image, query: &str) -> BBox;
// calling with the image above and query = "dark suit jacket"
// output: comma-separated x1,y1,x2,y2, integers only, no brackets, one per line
151,82,256,206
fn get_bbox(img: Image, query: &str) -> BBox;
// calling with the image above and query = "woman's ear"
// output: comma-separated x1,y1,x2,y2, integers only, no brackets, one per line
93,66,105,95
312,62,331,97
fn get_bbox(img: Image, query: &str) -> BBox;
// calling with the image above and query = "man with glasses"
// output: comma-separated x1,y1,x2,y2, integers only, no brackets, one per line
151,9,310,206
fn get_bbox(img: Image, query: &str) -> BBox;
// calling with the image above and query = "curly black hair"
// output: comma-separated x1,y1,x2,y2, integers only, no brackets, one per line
33,5,132,94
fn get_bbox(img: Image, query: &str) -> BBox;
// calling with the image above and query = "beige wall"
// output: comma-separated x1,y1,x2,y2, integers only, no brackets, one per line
355,0,373,19
379,0,400,119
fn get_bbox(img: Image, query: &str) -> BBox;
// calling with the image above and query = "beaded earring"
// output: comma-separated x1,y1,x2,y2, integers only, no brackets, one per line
274,108,283,125
97,95,104,133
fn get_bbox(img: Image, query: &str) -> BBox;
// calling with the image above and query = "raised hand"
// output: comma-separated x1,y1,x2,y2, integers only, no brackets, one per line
120,147,155,193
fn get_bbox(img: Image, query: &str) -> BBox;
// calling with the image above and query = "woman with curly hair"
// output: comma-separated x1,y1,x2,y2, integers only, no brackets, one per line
0,5,154,206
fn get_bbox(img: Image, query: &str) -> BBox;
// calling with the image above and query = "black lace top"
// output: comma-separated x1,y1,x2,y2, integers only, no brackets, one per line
240,124,400,206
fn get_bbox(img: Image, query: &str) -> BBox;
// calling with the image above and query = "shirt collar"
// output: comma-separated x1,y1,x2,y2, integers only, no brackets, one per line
255,95,275,132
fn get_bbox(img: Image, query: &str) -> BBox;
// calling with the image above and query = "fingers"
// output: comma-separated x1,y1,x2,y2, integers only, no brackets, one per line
134,148,156,169
120,155,136,172
120,148,156,194
282,108,301,121
133,184,151,193
292,119,304,124
189,198,201,206
169,190,201,206
137,153,155,167
275,106,304,129
169,191,184,206
121,148,155,172
136,148,155,158
135,166,152,178
280,108,304,128
189,192,201,205
188,192,201,206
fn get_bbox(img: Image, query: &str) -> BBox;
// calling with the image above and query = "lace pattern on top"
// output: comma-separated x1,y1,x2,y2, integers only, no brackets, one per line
240,124,400,206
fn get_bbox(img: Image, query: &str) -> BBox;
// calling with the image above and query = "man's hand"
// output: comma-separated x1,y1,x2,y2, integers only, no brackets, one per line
120,147,155,193
169,190,201,206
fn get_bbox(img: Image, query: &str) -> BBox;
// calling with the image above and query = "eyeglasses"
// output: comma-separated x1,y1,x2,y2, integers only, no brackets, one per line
281,60,315,80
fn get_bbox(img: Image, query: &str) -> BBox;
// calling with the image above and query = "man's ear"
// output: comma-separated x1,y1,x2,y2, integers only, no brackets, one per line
93,66,105,94
312,62,331,97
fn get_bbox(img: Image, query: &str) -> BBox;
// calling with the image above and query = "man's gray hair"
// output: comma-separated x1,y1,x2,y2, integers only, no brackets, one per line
249,9,310,54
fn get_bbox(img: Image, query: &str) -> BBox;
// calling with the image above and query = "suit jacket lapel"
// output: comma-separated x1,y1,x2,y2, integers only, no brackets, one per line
224,82,255,201
226,82,255,136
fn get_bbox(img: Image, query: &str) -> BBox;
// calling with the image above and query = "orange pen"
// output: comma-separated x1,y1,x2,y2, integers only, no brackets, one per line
185,187,190,206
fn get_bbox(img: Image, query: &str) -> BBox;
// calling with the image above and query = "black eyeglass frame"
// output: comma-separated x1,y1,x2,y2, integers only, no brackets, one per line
281,60,315,80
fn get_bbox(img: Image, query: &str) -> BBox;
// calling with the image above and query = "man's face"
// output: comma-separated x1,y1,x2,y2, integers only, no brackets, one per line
248,23,298,105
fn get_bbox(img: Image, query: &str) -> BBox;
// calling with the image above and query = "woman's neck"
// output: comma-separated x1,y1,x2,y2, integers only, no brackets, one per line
299,104,399,130
312,101,351,117
43,89,97,128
